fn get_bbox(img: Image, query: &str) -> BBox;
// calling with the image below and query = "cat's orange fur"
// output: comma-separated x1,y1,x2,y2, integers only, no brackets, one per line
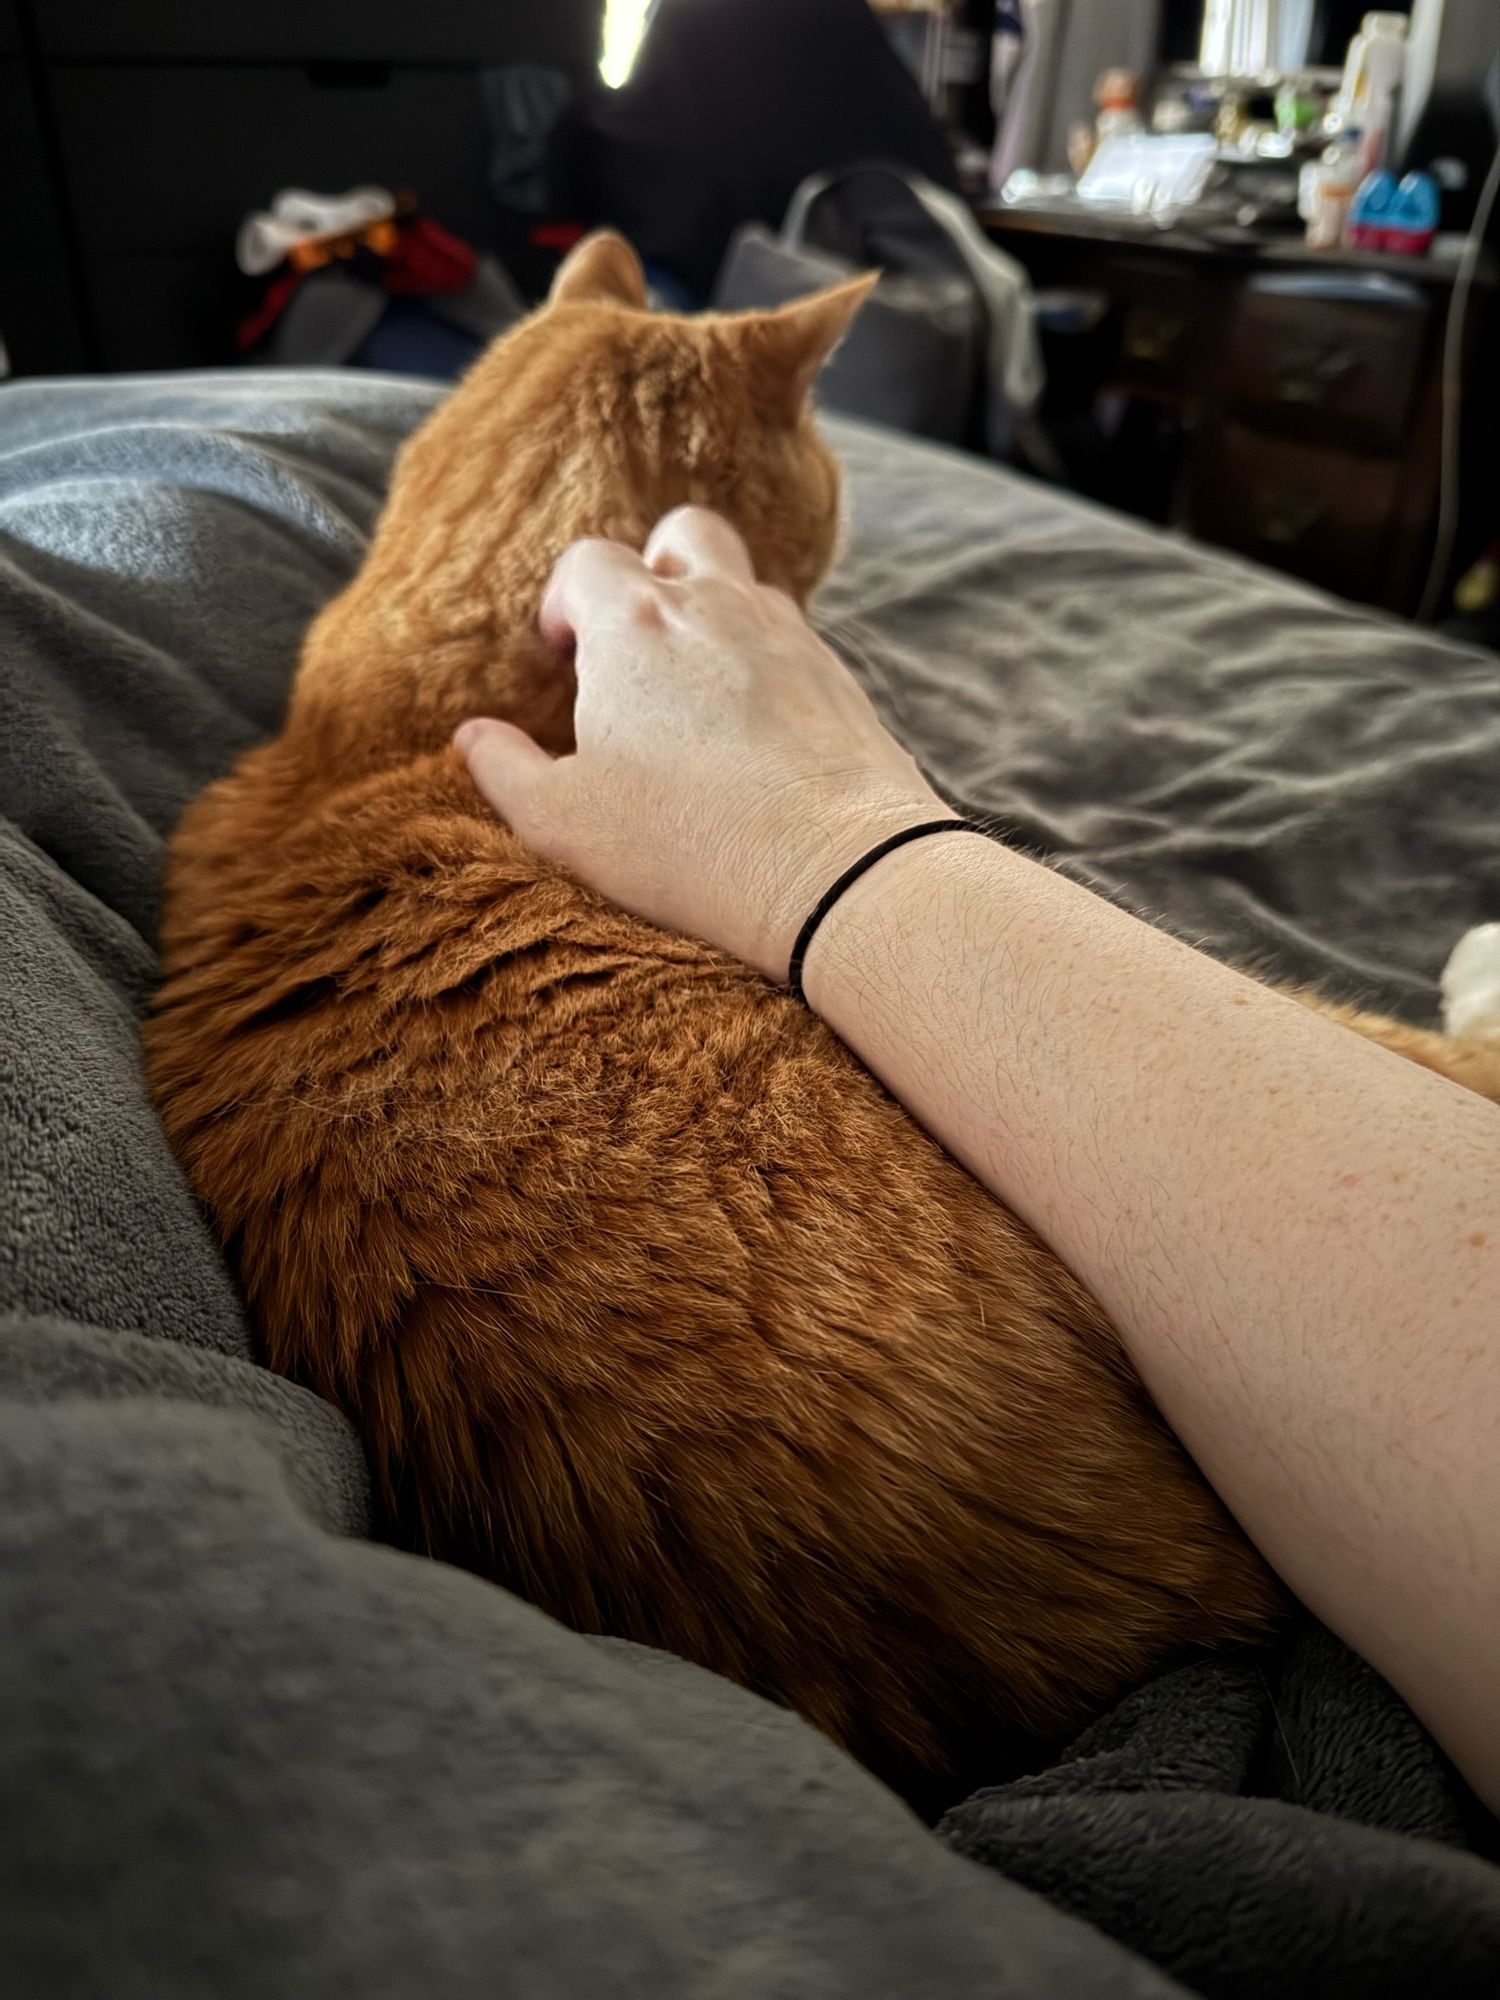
145,233,1500,1799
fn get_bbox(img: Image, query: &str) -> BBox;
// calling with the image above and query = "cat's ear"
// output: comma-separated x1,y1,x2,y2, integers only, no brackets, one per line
733,273,879,424
548,230,648,308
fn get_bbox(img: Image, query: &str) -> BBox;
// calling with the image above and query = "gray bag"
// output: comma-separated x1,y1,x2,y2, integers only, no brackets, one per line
713,161,1041,452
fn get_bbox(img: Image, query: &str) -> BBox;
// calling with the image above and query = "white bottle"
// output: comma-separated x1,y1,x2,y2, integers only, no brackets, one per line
1333,11,1409,174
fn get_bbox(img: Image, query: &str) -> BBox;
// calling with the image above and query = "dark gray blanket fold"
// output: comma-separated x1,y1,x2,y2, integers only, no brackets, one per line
1,371,1496,1999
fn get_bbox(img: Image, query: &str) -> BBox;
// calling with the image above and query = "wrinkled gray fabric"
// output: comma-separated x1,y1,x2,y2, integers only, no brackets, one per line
941,1627,1500,2000
1,370,1497,2000
817,431,1500,1020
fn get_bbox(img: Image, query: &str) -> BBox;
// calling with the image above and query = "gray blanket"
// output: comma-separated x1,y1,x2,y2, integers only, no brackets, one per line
1,371,1497,2000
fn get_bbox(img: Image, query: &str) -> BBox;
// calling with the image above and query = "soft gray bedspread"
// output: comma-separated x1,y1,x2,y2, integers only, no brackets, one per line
1,371,1497,2000
818,428,1500,1017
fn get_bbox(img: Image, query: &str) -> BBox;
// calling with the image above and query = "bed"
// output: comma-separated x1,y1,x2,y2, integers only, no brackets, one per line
2,371,1497,2000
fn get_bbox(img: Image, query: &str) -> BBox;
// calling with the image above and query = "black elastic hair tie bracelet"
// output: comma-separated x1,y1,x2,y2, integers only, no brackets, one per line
786,818,981,1005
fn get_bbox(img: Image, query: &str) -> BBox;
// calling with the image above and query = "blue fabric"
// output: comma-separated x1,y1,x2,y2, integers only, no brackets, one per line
351,300,486,379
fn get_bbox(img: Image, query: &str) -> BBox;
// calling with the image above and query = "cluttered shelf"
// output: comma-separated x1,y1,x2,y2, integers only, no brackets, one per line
975,198,1496,287
7,0,1496,624
972,194,1495,619
958,0,1499,623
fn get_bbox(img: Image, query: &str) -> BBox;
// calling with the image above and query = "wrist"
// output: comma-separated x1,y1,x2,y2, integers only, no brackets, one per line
797,822,1022,1015
747,779,949,983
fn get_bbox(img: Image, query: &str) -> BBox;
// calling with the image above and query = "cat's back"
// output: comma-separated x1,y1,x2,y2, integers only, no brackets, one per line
148,734,1280,1787
150,736,1036,1350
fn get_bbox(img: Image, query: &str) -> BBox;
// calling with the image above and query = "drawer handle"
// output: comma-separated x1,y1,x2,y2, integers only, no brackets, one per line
1252,486,1326,546
1270,347,1360,405
1123,308,1185,365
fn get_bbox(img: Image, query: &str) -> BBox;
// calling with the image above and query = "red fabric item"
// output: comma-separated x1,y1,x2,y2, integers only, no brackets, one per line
236,213,480,353
382,217,478,296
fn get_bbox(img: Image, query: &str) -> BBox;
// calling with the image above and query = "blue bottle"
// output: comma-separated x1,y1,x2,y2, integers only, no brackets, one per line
1346,170,1398,250
1387,172,1440,255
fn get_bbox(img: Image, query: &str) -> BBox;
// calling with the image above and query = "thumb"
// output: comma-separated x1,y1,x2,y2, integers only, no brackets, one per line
453,718,561,844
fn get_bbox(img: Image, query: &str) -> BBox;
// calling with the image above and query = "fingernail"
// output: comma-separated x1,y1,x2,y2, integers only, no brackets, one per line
453,719,487,755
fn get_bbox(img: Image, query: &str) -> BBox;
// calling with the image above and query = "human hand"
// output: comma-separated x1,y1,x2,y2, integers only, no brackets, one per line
455,506,944,981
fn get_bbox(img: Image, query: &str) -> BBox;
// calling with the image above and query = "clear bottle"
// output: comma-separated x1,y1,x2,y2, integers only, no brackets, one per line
1301,131,1367,250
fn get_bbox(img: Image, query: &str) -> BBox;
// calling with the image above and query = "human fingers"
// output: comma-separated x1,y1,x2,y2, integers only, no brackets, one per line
643,505,756,584
454,719,569,854
539,536,657,651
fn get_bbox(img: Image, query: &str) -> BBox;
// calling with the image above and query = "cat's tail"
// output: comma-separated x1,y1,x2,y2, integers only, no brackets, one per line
1442,924,1500,1041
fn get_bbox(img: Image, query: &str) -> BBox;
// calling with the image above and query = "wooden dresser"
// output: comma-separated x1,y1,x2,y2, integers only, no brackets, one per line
977,203,1497,617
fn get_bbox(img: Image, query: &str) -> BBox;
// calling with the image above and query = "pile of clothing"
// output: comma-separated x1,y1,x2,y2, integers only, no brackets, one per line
235,186,524,377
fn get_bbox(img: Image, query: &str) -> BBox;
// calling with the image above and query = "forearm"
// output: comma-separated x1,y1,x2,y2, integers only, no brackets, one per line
804,833,1500,1808
457,507,1500,1805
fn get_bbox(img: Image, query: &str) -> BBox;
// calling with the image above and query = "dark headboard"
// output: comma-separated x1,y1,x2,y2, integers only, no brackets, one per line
1,0,604,374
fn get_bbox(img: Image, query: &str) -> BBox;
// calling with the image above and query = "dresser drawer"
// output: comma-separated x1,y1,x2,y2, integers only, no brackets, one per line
35,0,599,66
1186,421,1401,604
1220,275,1429,453
1107,256,1214,397
55,65,496,256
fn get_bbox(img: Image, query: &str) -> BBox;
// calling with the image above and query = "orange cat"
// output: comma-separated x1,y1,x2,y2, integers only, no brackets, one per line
144,233,1497,1800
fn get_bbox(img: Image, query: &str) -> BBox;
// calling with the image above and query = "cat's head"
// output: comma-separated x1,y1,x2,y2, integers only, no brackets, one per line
415,231,876,607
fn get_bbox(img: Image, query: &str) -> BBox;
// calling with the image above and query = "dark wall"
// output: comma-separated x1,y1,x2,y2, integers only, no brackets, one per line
0,1,603,375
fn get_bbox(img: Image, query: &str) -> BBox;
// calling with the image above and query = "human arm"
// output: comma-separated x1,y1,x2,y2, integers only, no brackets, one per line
457,508,1500,1811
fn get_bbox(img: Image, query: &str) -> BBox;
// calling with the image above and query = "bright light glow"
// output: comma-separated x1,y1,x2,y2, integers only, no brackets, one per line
600,0,652,88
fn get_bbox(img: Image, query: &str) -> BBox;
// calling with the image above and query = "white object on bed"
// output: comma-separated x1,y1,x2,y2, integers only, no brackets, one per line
1441,924,1500,1039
